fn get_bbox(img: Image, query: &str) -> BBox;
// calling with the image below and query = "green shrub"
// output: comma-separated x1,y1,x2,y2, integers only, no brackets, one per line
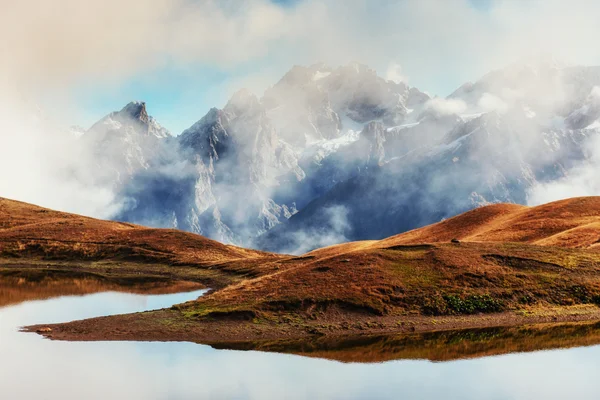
422,293,504,315
446,294,504,314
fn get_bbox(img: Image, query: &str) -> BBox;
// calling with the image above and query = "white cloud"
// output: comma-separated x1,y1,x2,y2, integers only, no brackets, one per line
278,206,351,255
385,63,407,84
4,0,600,98
425,98,468,116
478,93,509,113
0,98,123,217
527,134,600,205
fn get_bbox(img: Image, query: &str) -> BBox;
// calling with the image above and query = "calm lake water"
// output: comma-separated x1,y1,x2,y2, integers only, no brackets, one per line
1,285,600,399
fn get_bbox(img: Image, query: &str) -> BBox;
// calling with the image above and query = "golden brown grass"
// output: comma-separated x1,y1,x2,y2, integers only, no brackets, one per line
0,197,289,287
6,196,600,322
377,197,600,249
181,241,600,324
0,197,273,263
6,195,600,347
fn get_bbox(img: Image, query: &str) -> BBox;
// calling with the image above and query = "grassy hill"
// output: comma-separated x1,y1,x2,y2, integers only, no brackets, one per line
9,196,600,347
176,198,600,322
0,197,286,287
378,196,600,249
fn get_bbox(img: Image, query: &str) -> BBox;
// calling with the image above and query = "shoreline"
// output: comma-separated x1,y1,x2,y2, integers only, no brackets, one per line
8,259,600,362
26,304,600,360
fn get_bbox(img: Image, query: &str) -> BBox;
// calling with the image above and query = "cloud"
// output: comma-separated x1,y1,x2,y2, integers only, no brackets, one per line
276,206,351,255
1,0,300,92
425,98,468,116
478,93,509,113
527,134,600,206
6,0,600,97
591,86,600,100
0,98,122,217
385,63,407,84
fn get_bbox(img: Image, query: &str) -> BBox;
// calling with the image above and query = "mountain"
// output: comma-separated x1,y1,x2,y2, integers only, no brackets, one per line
378,196,600,248
263,63,429,145
112,63,431,248
258,61,600,253
80,101,173,186
69,60,600,253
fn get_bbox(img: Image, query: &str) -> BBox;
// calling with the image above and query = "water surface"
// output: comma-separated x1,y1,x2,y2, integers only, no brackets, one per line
1,282,600,399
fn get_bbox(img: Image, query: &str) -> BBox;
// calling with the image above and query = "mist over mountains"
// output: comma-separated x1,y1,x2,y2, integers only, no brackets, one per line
26,60,600,253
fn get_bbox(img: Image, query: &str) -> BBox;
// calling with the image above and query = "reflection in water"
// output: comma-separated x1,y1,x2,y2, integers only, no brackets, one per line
1,280,600,399
217,323,600,363
0,273,204,307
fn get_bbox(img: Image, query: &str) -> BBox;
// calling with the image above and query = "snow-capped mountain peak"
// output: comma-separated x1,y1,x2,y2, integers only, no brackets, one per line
119,101,149,124
72,60,600,253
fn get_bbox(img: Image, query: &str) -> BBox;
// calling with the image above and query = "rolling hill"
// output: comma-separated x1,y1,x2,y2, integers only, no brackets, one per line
0,197,285,287
307,197,600,259
377,197,600,249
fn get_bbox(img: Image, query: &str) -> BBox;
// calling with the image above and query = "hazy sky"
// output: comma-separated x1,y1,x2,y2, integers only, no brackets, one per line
67,0,495,133
6,0,600,134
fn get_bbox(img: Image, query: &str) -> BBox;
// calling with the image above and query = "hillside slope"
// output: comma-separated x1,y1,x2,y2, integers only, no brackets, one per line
304,197,600,260
0,198,285,287
377,197,600,250
161,197,600,339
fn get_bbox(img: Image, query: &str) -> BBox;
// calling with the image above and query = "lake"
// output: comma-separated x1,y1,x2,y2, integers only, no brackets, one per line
1,281,600,399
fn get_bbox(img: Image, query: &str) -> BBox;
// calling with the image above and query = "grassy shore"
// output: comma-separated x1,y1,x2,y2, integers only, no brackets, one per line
4,196,600,354
25,241,600,350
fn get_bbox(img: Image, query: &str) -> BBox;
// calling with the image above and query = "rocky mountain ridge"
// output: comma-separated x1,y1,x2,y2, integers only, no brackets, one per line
71,61,600,253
